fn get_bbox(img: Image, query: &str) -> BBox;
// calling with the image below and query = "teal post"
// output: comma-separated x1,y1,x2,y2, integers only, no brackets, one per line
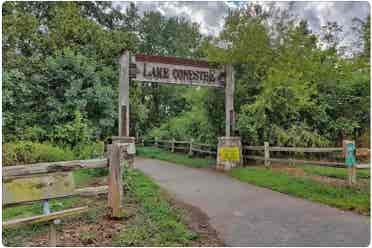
345,142,356,167
344,140,357,185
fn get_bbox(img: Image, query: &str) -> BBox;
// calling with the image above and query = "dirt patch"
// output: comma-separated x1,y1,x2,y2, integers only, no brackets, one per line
19,185,224,246
169,197,225,246
271,165,307,177
23,196,123,247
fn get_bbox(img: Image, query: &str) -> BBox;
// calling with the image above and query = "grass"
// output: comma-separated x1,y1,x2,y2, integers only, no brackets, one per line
230,167,370,215
300,164,370,180
136,146,215,168
113,168,197,246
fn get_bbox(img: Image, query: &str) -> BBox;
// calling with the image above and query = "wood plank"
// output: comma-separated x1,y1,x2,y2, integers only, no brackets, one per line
191,148,216,155
243,146,265,151
108,144,124,218
264,142,270,168
269,147,343,152
74,186,108,197
3,206,89,229
174,140,190,144
132,55,225,88
244,156,345,167
244,155,265,161
118,51,130,136
193,143,216,148
3,159,108,179
3,172,75,205
3,186,108,207
268,158,345,167
111,136,136,143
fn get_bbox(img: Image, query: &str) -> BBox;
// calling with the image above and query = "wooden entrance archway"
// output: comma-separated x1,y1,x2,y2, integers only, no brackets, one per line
118,51,235,137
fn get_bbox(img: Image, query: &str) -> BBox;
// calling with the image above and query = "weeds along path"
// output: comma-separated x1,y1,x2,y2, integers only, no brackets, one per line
135,157,370,246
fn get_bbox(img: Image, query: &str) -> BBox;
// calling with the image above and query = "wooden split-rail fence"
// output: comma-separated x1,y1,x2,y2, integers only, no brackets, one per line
244,140,368,185
137,137,369,185
2,141,135,246
138,137,217,156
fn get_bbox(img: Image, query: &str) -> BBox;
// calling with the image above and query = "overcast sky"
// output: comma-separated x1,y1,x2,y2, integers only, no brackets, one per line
113,1,370,49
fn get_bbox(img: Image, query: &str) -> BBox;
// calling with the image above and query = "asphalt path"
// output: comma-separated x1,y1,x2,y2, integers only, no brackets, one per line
135,158,370,246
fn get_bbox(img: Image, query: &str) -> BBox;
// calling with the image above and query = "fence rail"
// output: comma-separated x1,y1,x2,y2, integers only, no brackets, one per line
3,159,108,179
136,137,217,156
269,147,343,152
243,142,347,167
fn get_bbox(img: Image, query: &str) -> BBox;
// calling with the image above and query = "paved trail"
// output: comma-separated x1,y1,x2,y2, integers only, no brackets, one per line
135,158,370,246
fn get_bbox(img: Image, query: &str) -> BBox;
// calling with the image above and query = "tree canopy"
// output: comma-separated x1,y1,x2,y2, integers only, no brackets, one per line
3,2,370,147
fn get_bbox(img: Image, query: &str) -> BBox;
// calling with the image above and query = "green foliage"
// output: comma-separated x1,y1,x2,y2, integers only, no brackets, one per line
73,141,104,160
230,167,370,215
114,169,197,246
3,141,75,166
147,89,217,144
2,2,370,147
3,141,104,166
50,111,94,147
206,4,370,146
136,147,215,168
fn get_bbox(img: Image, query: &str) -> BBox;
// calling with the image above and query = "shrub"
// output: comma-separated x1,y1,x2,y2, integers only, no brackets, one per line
50,111,95,148
3,141,75,166
73,141,104,160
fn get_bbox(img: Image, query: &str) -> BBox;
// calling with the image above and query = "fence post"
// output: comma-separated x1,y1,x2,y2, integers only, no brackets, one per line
343,140,357,185
154,137,158,147
264,142,270,168
189,139,193,156
108,143,124,218
171,138,175,152
42,200,57,246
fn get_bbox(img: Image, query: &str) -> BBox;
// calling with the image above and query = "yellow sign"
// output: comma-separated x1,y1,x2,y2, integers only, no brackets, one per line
219,147,240,161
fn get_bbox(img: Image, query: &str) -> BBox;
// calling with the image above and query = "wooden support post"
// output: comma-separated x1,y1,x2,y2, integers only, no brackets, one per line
42,200,57,246
264,142,270,168
225,64,234,137
119,51,130,136
108,144,124,218
171,138,175,152
49,223,57,247
189,139,193,156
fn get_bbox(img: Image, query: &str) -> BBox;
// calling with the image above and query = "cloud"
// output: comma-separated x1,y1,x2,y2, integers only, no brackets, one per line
113,1,370,50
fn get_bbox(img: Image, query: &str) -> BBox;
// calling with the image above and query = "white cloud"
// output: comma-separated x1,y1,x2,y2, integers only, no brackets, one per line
113,1,370,50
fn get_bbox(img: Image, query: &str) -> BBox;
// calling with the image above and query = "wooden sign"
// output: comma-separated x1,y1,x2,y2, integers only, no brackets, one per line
3,172,75,205
130,54,226,88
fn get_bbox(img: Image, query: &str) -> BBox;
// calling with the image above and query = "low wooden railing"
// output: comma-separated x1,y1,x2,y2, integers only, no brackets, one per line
137,137,369,185
243,140,370,185
243,144,346,167
137,137,217,156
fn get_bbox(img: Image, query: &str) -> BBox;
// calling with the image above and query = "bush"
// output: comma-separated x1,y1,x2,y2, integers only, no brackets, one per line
50,111,95,148
3,141,75,166
73,141,104,160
